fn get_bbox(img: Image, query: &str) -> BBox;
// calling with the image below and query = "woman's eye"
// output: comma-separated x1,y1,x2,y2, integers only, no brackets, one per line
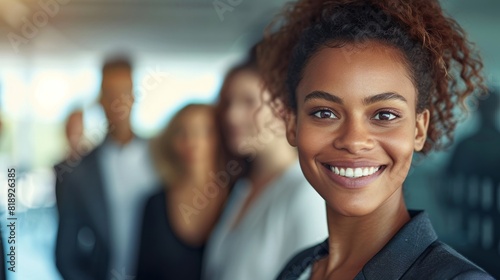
312,110,337,119
373,111,398,121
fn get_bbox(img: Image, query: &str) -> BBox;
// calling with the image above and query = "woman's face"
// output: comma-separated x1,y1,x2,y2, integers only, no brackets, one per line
219,70,281,156
287,42,429,217
172,108,218,167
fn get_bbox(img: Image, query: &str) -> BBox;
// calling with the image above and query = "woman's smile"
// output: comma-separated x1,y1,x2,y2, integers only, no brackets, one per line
320,161,386,189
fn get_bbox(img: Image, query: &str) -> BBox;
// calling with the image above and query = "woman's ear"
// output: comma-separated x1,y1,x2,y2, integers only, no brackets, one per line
285,111,298,147
414,109,430,152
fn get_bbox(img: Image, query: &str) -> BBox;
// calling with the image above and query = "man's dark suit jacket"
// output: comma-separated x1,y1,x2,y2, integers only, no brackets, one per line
276,211,494,280
55,146,111,280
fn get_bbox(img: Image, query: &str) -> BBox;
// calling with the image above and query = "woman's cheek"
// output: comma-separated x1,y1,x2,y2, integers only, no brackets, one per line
295,122,323,162
375,128,415,184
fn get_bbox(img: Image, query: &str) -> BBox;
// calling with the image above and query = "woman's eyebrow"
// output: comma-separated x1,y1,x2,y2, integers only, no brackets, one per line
363,92,407,105
304,91,407,105
304,91,343,104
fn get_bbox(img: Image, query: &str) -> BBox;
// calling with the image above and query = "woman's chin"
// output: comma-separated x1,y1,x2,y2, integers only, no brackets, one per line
324,199,379,218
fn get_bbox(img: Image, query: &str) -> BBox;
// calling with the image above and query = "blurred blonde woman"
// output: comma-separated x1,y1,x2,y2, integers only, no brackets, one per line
137,104,230,280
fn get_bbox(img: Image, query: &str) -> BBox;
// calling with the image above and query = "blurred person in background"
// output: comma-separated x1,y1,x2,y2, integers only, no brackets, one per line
447,88,500,181
136,104,231,280
202,52,328,280
55,57,159,280
54,109,85,183
64,110,85,160
445,87,500,276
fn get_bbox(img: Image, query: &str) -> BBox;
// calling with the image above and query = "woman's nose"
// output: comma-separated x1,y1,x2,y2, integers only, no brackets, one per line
332,117,375,154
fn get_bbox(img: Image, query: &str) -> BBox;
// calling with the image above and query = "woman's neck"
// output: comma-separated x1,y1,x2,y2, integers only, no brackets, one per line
171,162,216,189
249,137,297,182
321,191,410,278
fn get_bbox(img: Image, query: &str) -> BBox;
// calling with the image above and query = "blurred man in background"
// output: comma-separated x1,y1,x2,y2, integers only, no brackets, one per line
448,88,500,180
445,87,500,276
55,57,159,280
64,110,84,160
54,109,85,184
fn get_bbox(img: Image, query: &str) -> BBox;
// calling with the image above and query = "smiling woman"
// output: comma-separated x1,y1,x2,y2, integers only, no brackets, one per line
294,43,428,217
257,0,493,279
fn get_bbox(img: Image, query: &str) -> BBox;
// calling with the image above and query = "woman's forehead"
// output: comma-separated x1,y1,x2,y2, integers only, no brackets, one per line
298,42,416,103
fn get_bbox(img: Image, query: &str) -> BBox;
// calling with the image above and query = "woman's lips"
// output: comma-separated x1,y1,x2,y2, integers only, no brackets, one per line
321,163,386,189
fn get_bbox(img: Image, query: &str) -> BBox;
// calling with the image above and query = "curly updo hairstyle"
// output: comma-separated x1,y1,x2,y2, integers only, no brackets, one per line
257,0,484,154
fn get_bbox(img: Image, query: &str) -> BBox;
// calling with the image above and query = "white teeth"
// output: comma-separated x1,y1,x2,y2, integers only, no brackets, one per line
329,165,381,178
362,168,369,176
354,168,363,177
345,168,354,177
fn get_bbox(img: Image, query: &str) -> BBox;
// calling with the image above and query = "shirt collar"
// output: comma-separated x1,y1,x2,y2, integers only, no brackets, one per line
309,210,438,280
102,134,143,151
357,210,438,279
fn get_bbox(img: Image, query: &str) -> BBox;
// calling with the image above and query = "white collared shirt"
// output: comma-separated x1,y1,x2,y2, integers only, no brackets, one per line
99,137,159,277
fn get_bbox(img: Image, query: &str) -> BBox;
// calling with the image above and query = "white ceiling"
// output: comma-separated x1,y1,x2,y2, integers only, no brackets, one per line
0,0,498,79
0,0,285,56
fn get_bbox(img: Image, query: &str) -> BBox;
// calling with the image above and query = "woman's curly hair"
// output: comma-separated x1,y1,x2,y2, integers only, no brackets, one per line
257,0,485,153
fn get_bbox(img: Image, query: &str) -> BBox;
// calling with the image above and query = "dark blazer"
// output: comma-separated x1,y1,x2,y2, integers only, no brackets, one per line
55,146,111,280
277,211,494,280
